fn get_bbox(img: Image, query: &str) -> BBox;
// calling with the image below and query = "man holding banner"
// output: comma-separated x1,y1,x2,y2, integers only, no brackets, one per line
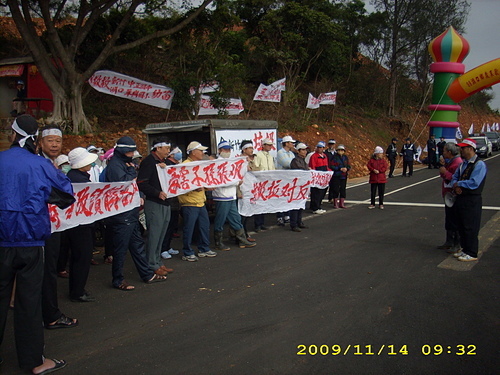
178,141,218,262
138,137,173,277
212,141,256,251
253,138,275,231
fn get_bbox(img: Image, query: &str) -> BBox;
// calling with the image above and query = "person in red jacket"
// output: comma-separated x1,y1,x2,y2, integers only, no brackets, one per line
367,146,388,209
308,141,330,214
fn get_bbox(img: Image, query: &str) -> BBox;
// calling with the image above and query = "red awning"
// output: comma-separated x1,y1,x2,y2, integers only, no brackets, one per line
0,64,24,77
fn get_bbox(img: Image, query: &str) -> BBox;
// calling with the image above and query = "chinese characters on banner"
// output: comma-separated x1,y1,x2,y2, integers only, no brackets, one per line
157,157,248,198
310,170,333,188
49,181,140,233
238,170,333,216
197,95,245,116
214,129,278,157
253,83,282,102
307,91,337,109
88,70,174,109
189,81,220,96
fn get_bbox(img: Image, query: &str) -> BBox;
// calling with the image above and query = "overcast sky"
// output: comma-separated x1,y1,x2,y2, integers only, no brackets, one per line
363,0,499,111
462,0,499,110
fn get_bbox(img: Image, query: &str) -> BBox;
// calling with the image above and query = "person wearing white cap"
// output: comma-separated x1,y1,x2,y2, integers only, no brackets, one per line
37,124,79,330
178,141,217,261
253,138,275,231
212,141,256,250
449,138,487,262
137,137,174,276
367,146,388,209
64,148,99,302
325,139,336,159
308,141,330,214
275,135,296,226
0,114,74,374
55,154,71,174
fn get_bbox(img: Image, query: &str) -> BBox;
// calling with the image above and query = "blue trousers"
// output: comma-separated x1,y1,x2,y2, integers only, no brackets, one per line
181,206,211,256
214,200,243,232
109,211,153,287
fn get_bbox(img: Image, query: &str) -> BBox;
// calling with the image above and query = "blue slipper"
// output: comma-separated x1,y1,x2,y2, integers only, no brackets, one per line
36,359,67,375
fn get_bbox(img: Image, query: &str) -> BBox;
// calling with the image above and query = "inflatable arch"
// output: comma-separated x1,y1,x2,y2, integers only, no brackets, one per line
448,58,500,103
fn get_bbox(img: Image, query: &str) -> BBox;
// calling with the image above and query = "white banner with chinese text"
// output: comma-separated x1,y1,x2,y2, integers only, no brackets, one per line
88,70,174,109
50,181,140,233
157,157,248,197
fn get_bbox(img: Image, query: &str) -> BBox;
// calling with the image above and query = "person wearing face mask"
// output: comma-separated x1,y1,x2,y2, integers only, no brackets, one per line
106,136,166,290
137,137,174,277
160,147,182,259
212,141,256,251
55,154,71,174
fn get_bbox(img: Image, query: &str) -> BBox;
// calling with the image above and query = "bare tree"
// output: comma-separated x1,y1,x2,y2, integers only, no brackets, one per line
4,0,213,133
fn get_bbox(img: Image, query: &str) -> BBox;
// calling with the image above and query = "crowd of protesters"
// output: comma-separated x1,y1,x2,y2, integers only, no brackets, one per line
0,115,487,374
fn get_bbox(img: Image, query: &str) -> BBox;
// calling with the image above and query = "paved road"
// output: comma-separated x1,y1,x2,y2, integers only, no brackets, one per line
3,155,499,375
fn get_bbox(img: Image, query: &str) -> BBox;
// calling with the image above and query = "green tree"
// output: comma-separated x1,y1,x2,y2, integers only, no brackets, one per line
2,0,212,133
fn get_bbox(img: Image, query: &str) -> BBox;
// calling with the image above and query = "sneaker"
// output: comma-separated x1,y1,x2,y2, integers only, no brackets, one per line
198,250,217,258
284,216,290,223
299,223,308,229
104,255,113,264
313,209,322,214
168,248,179,255
291,227,301,232
458,254,477,262
379,205,384,210
161,251,172,259
277,217,285,226
453,250,465,258
182,255,198,262
368,205,376,209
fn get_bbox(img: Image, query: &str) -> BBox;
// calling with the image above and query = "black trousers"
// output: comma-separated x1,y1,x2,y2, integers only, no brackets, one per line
388,156,396,176
289,209,303,228
403,160,413,176
329,177,347,199
310,187,327,211
42,232,62,325
455,195,482,257
370,183,386,206
66,225,93,299
0,246,44,370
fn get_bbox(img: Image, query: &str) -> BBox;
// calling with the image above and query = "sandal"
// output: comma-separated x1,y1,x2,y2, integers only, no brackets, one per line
46,314,78,330
33,358,67,375
115,281,135,291
57,270,69,278
147,274,167,284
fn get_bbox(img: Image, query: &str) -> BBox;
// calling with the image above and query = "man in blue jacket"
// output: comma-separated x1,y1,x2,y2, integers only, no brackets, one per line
0,115,75,374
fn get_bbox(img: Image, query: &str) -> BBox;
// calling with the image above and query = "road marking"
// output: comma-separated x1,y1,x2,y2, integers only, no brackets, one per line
343,200,500,211
438,211,500,271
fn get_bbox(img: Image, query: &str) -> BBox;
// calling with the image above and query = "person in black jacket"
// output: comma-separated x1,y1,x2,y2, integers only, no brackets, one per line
426,134,438,169
385,138,398,177
137,137,173,276
66,147,98,302
400,138,417,177
106,136,166,291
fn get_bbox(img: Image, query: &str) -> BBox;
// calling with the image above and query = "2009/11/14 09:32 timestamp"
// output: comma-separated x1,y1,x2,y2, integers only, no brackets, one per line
296,344,477,356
